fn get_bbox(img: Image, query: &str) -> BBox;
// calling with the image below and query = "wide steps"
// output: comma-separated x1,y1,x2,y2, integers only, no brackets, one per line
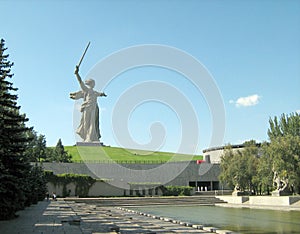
65,196,226,207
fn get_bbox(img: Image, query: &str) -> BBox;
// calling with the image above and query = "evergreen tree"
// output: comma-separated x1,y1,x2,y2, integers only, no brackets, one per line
0,39,46,219
25,130,47,162
52,138,72,162
26,129,57,162
27,164,47,204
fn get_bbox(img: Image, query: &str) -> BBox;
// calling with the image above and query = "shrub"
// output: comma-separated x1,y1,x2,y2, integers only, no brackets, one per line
163,186,193,196
45,172,96,197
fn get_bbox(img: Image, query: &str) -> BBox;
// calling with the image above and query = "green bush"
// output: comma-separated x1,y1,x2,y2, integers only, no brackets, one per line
45,172,96,197
163,186,193,196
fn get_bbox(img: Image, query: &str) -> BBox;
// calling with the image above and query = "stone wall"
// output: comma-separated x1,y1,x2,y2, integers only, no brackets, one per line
249,196,300,206
216,195,249,204
47,181,125,197
217,195,300,206
43,161,222,196
46,181,166,197
43,161,220,186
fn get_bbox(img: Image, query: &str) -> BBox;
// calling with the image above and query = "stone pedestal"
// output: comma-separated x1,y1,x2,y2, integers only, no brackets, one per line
76,142,105,147
271,189,292,196
232,190,244,196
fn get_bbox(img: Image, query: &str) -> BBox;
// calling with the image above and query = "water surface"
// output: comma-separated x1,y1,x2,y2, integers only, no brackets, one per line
133,205,300,233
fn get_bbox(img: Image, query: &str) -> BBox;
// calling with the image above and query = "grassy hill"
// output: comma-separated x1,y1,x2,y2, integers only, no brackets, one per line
65,146,203,163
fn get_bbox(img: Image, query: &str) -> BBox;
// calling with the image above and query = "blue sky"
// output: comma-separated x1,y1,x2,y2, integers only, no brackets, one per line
2,0,300,154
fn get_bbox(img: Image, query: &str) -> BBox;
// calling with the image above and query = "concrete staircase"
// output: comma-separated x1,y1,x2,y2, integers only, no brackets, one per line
65,196,227,207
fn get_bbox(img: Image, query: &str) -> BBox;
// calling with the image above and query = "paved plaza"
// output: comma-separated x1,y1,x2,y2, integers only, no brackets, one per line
0,199,232,234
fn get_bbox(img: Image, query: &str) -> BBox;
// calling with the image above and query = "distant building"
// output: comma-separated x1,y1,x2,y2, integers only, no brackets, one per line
202,143,262,164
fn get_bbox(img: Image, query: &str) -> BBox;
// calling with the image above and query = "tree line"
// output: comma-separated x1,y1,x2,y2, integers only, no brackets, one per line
219,112,300,195
25,131,72,163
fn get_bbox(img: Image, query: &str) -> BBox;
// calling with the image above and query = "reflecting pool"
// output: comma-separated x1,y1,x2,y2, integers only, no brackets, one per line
133,205,300,233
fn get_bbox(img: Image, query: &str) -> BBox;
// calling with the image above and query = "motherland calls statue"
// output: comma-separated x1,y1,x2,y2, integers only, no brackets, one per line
70,42,107,143
70,66,107,142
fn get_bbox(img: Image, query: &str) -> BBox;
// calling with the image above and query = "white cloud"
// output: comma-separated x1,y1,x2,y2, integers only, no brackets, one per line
296,110,300,114
230,94,261,107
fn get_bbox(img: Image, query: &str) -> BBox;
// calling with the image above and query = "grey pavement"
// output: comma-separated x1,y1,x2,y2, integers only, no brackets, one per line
0,199,230,234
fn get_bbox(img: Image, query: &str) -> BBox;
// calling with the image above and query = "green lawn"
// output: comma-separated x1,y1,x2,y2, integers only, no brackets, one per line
64,146,203,163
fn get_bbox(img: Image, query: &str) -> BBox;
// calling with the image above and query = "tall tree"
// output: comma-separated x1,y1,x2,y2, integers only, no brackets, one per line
25,130,47,162
52,138,72,162
0,39,32,218
219,145,236,189
266,113,300,194
268,113,300,140
263,135,300,194
219,141,259,193
256,142,274,195
0,39,46,219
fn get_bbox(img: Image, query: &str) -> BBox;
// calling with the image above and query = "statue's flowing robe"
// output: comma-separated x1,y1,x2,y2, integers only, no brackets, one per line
73,83,102,142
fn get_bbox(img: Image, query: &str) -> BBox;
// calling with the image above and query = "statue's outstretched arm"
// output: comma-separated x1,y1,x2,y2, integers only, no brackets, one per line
74,66,82,82
96,91,107,97
74,66,88,91
100,92,107,97
70,91,84,100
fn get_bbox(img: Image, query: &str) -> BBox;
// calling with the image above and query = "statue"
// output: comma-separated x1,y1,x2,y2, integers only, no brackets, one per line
70,42,107,142
70,66,107,142
232,175,244,196
273,171,288,191
272,170,291,196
